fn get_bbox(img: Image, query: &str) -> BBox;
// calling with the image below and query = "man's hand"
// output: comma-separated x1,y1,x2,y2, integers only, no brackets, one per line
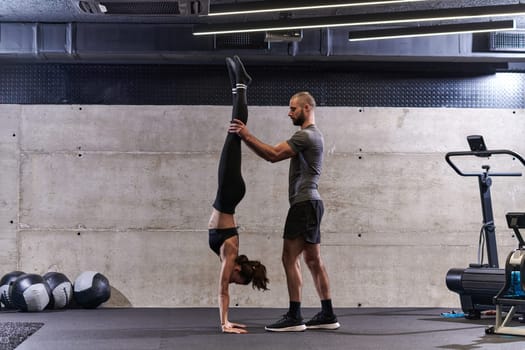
229,118,295,163
221,321,248,334
229,119,248,138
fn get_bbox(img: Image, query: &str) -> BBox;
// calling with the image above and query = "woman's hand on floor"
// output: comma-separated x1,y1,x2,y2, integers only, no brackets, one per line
222,321,248,334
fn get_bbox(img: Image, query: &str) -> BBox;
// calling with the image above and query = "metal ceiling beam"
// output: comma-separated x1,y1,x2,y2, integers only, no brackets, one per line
0,22,524,66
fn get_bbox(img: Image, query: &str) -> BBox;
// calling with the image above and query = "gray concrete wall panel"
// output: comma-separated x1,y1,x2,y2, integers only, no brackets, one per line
5,104,525,308
0,106,20,271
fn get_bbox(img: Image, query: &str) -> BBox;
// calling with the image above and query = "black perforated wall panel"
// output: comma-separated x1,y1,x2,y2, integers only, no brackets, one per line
0,63,523,108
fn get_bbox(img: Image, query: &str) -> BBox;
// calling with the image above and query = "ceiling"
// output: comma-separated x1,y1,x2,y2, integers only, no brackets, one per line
0,0,518,23
1,0,525,67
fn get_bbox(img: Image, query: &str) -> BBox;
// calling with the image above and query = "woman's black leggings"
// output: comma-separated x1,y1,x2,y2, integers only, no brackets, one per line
212,86,248,214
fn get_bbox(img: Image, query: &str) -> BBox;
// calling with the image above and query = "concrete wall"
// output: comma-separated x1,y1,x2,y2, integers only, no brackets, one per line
1,104,524,309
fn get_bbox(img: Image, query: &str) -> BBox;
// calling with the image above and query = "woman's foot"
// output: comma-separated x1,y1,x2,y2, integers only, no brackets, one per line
225,56,237,92
233,55,252,86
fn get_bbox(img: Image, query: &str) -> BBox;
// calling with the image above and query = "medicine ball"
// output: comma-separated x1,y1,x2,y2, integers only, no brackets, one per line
10,274,51,312
43,272,73,309
73,271,111,309
0,271,25,309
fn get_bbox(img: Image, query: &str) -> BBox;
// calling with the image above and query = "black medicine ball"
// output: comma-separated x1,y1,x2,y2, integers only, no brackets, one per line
73,271,111,309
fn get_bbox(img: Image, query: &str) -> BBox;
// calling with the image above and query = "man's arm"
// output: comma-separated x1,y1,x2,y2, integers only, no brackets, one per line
229,119,296,163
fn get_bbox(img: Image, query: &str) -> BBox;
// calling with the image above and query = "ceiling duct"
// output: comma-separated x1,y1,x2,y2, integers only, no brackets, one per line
490,30,525,52
77,0,208,16
215,32,268,50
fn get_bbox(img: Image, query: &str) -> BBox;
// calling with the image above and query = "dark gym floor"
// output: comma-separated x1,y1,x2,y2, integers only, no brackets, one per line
2,307,525,350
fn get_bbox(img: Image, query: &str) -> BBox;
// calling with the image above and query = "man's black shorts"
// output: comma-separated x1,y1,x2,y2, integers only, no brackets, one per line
283,200,324,244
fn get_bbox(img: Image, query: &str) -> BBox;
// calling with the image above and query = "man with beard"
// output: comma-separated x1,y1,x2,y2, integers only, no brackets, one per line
229,91,340,332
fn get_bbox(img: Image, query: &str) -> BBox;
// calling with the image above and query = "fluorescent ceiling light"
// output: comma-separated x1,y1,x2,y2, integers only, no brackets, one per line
208,0,429,16
194,4,525,36
348,20,516,41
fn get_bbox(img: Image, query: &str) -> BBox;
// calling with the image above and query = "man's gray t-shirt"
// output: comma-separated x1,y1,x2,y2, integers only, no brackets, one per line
286,124,324,206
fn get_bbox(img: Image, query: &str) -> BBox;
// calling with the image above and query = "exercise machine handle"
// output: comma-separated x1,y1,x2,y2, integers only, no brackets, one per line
445,149,525,177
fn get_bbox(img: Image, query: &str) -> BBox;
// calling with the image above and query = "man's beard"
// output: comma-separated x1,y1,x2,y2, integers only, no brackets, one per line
292,109,305,126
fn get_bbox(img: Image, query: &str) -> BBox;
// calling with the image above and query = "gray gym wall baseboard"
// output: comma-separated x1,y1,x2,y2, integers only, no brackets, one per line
0,63,524,108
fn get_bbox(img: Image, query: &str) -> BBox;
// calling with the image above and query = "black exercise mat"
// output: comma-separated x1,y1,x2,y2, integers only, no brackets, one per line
0,322,44,350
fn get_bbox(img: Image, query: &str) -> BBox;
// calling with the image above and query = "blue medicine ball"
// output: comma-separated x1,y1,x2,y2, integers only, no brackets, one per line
73,271,111,309
11,274,51,312
0,271,25,309
43,272,73,309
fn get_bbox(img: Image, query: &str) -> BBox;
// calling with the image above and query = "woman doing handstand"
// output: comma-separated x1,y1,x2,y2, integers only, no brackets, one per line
208,56,269,334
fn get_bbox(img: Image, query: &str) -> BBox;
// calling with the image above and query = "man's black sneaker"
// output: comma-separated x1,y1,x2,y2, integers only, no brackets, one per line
305,312,341,330
265,313,306,332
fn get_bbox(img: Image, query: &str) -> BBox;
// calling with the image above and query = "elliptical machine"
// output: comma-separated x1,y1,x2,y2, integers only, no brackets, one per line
445,135,525,319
